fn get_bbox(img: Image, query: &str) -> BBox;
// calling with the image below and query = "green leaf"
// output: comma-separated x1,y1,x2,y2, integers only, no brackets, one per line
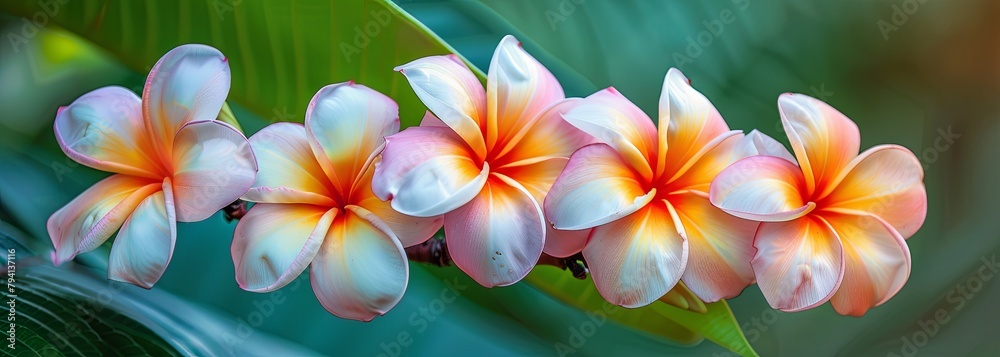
0,0,483,129
526,267,758,357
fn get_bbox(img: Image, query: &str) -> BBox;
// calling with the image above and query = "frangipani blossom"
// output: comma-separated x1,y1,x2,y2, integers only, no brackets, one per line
48,44,257,288
232,83,442,321
372,35,593,287
710,94,927,316
545,68,779,308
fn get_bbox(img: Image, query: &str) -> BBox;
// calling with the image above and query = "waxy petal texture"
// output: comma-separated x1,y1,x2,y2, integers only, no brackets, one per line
444,177,545,287
562,88,658,180
48,175,161,264
310,206,408,321
826,213,910,317
305,83,399,191
486,35,565,149
373,126,489,217
544,144,654,231
143,44,231,156
356,161,443,248
395,55,487,157
656,68,730,179
171,120,257,222
232,204,338,292
778,93,860,197
584,200,687,308
244,123,337,206
823,145,927,239
752,217,845,312
673,192,758,302
710,156,814,222
54,87,163,178
108,179,177,289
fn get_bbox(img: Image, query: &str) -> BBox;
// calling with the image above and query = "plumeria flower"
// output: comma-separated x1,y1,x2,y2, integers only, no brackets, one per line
544,68,781,308
48,44,257,288
232,83,443,321
372,35,593,287
710,94,927,316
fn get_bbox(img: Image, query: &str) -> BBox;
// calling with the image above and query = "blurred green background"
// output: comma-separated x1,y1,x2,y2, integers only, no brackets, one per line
0,0,997,356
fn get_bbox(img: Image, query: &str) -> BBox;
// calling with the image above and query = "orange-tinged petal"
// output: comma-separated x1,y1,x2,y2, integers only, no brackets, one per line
825,213,910,316
486,35,565,150
355,161,443,248
584,200,687,308
752,216,845,312
710,155,814,222
544,144,655,231
778,93,860,197
305,83,399,192
47,175,161,265
395,55,487,158
672,192,758,302
142,44,230,157
494,98,595,166
444,175,545,287
170,120,257,222
108,179,177,289
655,68,731,180
562,88,658,181
54,86,163,178
822,145,927,239
310,205,408,321
373,126,488,217
244,122,338,206
232,203,337,292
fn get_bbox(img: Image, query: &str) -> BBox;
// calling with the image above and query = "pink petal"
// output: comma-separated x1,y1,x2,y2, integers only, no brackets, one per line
395,55,487,158
305,83,399,191
737,129,796,164
171,120,257,222
825,213,910,316
655,68,731,179
142,44,231,155
493,98,595,166
584,200,687,308
47,175,161,265
543,225,590,258
672,192,758,302
752,216,845,312
108,179,177,289
54,86,164,178
443,176,545,287
310,205,408,321
778,93,860,197
244,123,338,206
823,145,927,239
544,144,654,230
372,126,488,217
709,155,815,222
562,88,658,180
232,203,338,292
420,111,446,127
355,161,443,247
485,35,565,149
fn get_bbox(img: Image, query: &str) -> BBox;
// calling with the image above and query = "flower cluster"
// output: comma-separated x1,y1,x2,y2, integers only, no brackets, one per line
49,36,926,321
